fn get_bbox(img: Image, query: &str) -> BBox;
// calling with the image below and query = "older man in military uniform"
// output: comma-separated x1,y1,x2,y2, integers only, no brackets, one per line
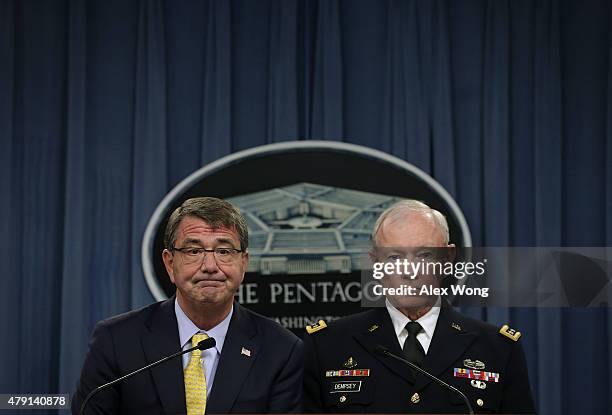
302,200,536,413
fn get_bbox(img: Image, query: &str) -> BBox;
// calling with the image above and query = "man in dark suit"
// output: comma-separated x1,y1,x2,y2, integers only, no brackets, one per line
73,197,303,414
303,200,535,413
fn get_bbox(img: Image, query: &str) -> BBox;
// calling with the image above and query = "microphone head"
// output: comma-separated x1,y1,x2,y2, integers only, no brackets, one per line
197,337,216,350
374,345,389,356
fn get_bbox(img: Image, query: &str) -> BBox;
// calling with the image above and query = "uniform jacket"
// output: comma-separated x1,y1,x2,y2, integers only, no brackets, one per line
72,298,303,414
303,304,536,414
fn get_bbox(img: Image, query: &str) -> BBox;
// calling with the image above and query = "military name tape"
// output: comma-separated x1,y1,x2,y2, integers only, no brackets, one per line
329,381,362,393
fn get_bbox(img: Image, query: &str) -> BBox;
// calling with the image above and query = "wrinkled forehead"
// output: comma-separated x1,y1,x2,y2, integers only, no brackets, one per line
375,211,446,247
175,216,240,244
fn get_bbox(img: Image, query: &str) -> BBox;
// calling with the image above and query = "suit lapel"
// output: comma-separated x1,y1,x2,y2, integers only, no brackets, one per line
415,304,477,391
141,297,187,414
206,303,259,414
353,308,415,384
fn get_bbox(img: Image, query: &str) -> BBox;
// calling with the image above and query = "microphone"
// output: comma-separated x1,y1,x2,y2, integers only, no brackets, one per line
80,337,216,415
374,345,474,415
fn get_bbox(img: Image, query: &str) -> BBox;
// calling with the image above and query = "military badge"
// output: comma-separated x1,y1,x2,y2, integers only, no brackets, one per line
343,356,357,368
463,359,485,370
470,380,487,389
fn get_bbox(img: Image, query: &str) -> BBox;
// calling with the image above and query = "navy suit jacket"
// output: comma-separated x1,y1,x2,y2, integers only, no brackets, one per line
72,298,303,414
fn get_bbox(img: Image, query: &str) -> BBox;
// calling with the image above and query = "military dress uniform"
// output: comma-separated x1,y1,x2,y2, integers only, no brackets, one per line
303,303,536,414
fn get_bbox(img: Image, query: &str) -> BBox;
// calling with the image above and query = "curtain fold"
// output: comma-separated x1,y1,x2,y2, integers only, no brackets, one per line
310,0,343,139
382,0,429,168
16,0,67,397
0,0,18,393
607,14,612,412
482,0,511,331
426,0,456,196
533,1,563,413
131,0,168,307
58,0,88,394
608,4,612,247
200,0,232,163
482,0,509,247
267,0,298,142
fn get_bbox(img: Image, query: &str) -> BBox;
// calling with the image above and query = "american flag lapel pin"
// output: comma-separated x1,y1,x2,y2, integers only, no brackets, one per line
241,347,251,357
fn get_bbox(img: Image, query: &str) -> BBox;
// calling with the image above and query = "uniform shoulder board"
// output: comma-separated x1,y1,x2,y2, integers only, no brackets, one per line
306,319,328,335
499,324,521,341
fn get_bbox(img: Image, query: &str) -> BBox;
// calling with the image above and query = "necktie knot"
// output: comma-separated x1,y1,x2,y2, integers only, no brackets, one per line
405,321,423,337
402,321,425,375
191,333,209,357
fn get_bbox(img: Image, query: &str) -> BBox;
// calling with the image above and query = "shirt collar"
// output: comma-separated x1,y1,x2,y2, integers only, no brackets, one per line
175,298,233,355
385,297,441,340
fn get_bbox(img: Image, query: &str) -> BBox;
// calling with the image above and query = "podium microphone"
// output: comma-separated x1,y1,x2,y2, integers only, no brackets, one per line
374,345,474,415
80,337,216,415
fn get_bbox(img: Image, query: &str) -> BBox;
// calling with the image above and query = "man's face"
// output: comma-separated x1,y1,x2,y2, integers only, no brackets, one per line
374,212,453,310
162,216,248,308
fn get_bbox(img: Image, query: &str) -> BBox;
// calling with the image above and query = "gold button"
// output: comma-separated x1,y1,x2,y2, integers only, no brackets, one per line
477,398,484,407
339,395,346,403
410,393,420,404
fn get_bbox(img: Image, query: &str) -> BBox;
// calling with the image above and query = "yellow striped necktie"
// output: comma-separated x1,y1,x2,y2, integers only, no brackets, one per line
184,333,208,415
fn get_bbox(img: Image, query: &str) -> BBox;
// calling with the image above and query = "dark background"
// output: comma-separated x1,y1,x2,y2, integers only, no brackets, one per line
1,1,611,414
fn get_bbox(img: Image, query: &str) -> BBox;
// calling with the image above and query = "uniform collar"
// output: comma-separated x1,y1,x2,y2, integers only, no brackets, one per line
385,297,441,340
174,298,233,355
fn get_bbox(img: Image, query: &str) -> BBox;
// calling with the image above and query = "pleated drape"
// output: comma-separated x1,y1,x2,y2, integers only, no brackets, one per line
58,0,88,394
0,0,17,394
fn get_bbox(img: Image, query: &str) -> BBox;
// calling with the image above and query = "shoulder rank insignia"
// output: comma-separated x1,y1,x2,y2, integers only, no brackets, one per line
499,324,521,341
306,319,328,334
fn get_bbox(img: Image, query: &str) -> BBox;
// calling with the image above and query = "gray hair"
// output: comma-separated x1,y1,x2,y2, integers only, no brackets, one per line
164,197,249,250
371,199,450,245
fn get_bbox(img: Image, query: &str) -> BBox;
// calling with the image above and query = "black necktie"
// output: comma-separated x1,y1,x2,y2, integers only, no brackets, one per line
402,322,425,372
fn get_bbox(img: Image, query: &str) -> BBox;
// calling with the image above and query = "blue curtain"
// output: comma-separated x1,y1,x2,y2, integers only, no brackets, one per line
1,1,611,414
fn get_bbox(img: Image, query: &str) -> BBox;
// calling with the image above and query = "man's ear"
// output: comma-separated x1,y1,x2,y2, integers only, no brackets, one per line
241,249,249,268
162,249,175,284
368,248,378,265
239,250,249,284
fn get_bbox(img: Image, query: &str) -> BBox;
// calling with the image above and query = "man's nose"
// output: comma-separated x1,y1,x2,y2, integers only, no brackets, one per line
199,251,219,272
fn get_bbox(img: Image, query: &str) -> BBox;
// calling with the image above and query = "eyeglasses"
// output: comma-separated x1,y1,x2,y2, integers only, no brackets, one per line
170,246,244,265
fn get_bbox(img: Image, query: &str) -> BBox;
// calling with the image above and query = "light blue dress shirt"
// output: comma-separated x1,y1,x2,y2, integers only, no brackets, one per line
175,299,233,395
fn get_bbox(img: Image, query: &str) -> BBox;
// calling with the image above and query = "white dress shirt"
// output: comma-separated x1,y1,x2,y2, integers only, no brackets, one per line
385,297,441,354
